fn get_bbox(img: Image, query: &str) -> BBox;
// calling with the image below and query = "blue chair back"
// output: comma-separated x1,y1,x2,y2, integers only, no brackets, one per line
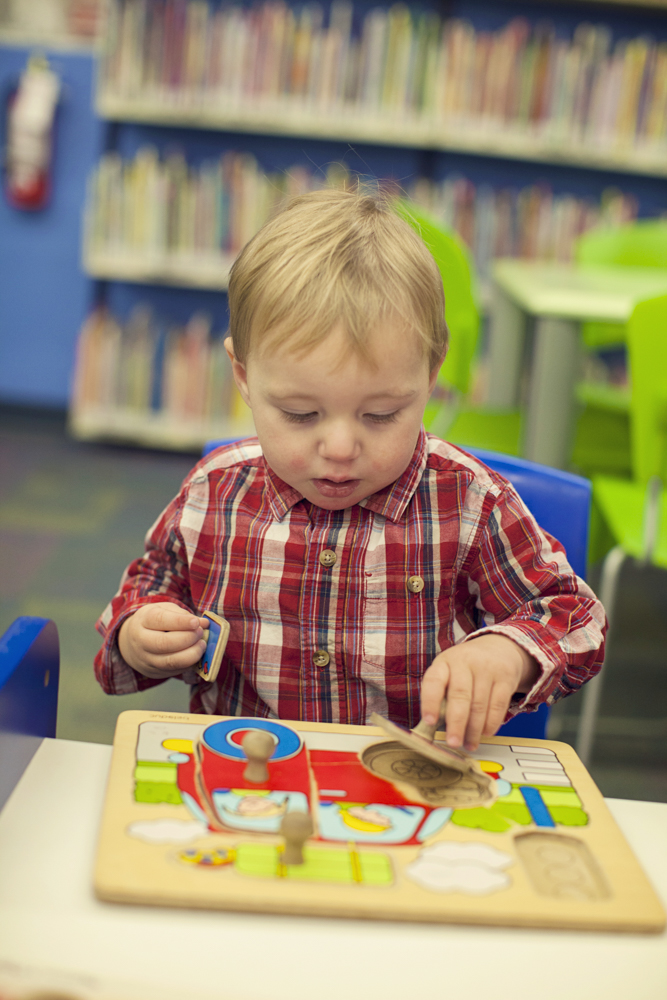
202,441,592,741
466,448,591,739
0,617,59,811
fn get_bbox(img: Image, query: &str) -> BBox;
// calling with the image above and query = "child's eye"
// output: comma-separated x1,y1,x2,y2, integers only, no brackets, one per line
366,412,398,424
281,410,317,424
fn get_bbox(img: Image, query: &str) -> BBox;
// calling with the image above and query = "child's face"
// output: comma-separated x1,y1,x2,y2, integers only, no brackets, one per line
226,319,439,510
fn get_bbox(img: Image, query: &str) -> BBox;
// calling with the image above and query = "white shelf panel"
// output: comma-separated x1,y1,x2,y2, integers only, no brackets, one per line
69,407,253,452
0,26,99,52
83,249,234,290
97,92,667,179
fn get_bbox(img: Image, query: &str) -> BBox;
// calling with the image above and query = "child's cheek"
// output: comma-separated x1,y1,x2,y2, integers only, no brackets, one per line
288,452,308,473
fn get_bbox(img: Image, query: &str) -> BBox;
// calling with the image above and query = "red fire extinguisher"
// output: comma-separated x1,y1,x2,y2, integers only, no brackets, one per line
5,54,60,211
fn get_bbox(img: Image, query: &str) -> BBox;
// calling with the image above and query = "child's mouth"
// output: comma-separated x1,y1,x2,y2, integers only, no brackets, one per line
313,478,361,498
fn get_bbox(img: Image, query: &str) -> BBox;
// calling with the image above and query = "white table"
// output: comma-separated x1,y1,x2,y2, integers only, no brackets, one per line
0,738,665,1000
487,259,667,468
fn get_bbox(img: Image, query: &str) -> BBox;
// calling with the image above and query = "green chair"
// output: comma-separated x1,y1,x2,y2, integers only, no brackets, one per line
394,200,479,426
396,201,521,452
576,219,667,351
576,293,667,765
571,221,667,479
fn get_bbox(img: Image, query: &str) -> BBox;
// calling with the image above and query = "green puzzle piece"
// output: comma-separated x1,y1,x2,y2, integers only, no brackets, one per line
234,844,393,885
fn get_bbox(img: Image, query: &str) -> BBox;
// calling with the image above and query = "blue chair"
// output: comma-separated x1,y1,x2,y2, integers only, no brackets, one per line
202,440,592,741
0,617,59,811
465,449,591,740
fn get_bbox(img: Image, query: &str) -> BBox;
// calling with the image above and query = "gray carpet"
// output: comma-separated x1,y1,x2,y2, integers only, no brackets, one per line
1,405,665,800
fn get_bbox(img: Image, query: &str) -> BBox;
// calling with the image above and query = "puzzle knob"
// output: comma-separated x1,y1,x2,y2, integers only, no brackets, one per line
242,730,274,783
412,697,448,742
280,811,313,865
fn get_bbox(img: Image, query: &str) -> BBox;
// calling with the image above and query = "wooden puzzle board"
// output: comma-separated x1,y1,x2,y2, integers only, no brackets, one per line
94,710,666,932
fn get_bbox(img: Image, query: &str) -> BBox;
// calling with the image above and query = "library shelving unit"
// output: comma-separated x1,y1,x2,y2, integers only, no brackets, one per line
72,0,667,452
83,247,234,290
94,93,667,180
68,405,252,450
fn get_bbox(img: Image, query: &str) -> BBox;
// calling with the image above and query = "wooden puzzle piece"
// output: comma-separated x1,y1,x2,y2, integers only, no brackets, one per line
280,811,313,864
234,843,393,885
360,738,495,808
242,730,274,783
196,610,230,682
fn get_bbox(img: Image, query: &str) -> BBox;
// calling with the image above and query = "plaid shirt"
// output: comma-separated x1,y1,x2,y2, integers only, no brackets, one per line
95,430,606,727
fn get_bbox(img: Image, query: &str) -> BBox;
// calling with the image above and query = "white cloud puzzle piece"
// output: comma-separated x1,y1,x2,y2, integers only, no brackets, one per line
406,841,513,895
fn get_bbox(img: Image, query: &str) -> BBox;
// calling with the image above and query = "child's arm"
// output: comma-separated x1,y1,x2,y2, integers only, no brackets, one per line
421,477,606,750
420,633,540,751
117,602,209,679
95,476,204,694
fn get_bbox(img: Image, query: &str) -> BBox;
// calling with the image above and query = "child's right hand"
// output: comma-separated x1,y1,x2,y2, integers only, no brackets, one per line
118,602,209,679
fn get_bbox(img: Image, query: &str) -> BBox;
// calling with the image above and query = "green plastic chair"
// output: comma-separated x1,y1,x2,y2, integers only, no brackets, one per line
394,200,480,407
396,200,521,451
571,221,667,479
576,293,667,765
575,220,667,350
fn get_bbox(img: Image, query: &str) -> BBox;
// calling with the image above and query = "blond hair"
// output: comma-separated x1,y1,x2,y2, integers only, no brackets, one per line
228,189,447,371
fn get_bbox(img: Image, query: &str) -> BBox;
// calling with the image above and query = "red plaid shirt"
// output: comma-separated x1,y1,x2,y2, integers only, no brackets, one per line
95,430,606,727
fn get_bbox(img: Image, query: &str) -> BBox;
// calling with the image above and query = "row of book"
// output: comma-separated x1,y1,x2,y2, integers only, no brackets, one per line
101,0,667,149
86,148,349,260
409,177,639,284
86,146,641,282
71,305,251,429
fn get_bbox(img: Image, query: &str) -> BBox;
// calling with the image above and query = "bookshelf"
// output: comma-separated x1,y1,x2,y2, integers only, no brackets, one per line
83,248,234,290
0,0,104,52
71,0,667,452
95,93,667,180
69,405,249,450
69,306,254,450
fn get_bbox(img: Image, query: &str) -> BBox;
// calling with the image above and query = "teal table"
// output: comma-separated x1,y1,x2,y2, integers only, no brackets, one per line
487,260,667,468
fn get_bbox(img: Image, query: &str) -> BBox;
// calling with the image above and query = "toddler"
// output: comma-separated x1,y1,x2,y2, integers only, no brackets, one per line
95,189,606,751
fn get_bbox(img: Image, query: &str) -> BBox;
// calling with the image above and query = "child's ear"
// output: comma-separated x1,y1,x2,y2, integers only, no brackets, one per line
224,336,251,408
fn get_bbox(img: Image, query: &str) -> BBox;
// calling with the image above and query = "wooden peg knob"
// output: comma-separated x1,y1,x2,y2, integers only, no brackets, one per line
242,730,274,783
280,811,313,865
412,697,448,742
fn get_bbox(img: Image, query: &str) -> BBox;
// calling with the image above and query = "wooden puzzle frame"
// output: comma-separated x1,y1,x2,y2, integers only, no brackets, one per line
94,710,665,932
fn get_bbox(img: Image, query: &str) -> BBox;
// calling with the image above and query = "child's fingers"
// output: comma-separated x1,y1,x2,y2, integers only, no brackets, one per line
140,639,207,677
482,681,514,738
141,626,204,656
420,659,451,726
141,603,204,634
462,675,494,752
442,665,473,749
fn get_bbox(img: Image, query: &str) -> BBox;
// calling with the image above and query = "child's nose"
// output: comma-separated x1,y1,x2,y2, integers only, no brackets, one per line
319,423,361,462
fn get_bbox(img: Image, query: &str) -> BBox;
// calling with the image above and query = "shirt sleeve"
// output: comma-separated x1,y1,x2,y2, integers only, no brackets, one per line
94,484,201,695
460,482,607,716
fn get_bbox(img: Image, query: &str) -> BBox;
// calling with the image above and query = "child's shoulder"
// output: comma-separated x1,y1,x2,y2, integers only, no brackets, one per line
424,435,508,497
185,437,264,486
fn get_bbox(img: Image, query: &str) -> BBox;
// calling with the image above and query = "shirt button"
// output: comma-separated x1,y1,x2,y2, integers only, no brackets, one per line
319,549,337,568
313,649,330,668
407,575,424,594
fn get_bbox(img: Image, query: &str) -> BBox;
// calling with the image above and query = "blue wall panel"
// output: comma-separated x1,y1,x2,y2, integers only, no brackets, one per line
0,48,101,407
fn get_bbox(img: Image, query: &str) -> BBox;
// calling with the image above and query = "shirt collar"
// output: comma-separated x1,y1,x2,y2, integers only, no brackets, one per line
359,426,428,522
262,426,428,523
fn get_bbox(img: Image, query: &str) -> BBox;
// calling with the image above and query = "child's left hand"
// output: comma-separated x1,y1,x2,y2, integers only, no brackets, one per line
420,634,540,752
